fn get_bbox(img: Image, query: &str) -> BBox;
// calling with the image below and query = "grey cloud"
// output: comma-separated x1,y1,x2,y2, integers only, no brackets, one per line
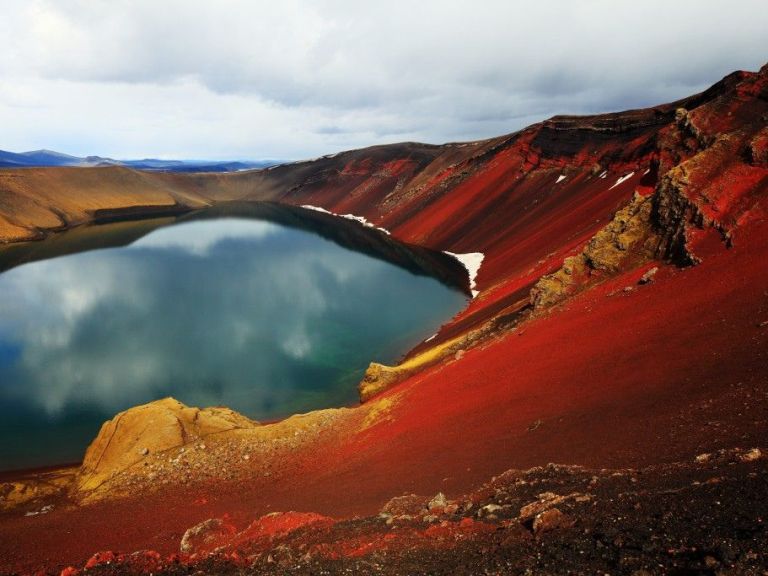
315,126,350,135
0,0,766,157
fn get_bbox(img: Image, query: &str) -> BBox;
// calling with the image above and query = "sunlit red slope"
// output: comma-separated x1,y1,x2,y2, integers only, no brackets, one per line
238,65,767,339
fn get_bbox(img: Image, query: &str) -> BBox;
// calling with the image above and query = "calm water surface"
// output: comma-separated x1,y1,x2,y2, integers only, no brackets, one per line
0,214,467,470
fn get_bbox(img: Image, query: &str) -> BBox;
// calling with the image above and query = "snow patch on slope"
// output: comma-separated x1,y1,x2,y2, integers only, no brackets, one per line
445,251,484,298
300,205,391,235
300,204,484,298
609,172,635,190
556,174,566,184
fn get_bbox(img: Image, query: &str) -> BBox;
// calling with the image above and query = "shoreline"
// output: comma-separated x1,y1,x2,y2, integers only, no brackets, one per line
0,462,81,482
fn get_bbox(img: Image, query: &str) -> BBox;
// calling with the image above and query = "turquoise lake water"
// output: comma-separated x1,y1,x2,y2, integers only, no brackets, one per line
0,211,467,470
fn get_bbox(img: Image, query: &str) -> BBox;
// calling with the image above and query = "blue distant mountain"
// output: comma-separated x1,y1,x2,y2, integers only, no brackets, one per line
0,149,41,167
0,149,278,172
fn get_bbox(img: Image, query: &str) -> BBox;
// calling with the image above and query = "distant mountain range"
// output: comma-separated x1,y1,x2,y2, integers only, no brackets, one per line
0,149,278,172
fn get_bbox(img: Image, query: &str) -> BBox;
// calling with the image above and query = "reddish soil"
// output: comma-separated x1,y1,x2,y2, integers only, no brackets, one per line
24,449,768,575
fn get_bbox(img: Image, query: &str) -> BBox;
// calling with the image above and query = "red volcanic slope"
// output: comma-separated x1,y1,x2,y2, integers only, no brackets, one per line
235,66,766,338
0,66,767,574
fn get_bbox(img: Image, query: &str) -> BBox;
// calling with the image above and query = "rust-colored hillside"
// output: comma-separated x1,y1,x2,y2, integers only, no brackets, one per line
0,64,766,575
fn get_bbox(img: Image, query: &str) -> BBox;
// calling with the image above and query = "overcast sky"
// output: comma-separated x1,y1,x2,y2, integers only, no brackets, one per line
0,1,766,160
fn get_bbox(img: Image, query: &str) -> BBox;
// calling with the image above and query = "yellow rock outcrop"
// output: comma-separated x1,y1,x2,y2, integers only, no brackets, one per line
530,192,657,309
78,397,257,491
359,363,406,403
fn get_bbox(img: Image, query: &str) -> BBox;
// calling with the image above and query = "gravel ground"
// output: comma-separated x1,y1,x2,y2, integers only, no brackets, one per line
58,447,767,576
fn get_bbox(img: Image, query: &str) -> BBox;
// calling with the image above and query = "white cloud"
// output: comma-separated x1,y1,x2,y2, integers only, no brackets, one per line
132,218,281,255
0,0,766,158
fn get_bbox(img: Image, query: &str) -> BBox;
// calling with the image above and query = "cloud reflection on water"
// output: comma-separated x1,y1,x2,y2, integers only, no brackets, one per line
0,218,466,468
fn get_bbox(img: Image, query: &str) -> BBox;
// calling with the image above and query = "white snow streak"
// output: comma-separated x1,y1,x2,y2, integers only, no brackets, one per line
609,171,635,190
300,205,391,235
556,174,566,184
445,251,484,298
300,204,484,299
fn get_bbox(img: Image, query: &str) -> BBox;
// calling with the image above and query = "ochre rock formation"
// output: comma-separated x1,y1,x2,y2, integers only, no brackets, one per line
530,191,658,309
359,362,403,403
78,397,257,491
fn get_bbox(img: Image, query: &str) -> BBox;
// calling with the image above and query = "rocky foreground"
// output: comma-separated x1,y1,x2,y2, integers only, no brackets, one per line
43,448,768,576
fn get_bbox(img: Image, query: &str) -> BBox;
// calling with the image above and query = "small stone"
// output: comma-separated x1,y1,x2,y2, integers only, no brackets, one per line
532,508,571,535
478,503,503,517
527,419,543,432
695,453,711,463
638,267,658,285
84,551,118,570
741,448,762,462
623,286,634,293
180,518,239,555
454,349,465,361
444,503,460,515
704,555,719,569
519,495,562,521
381,494,425,516
140,447,149,456
427,492,448,511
